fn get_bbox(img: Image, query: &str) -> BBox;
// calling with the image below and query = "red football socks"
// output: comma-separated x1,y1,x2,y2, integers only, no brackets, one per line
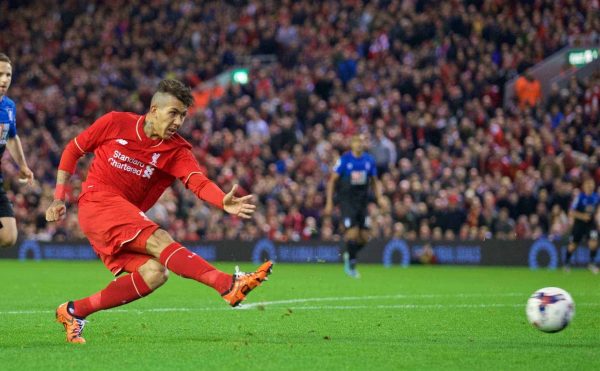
71,270,152,318
159,242,233,294
71,243,232,318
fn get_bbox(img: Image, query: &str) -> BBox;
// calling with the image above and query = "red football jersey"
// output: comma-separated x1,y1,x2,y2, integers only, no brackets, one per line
73,111,204,211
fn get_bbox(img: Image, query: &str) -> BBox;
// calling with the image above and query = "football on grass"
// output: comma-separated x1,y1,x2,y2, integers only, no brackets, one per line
526,287,574,333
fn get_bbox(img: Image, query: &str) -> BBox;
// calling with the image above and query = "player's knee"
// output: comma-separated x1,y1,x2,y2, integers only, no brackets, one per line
0,231,17,248
358,230,371,245
139,260,169,289
345,228,359,241
148,267,169,288
146,229,176,258
152,229,174,244
0,240,15,248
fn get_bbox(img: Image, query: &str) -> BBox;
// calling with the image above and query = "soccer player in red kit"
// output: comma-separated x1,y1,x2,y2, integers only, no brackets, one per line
45,79,272,344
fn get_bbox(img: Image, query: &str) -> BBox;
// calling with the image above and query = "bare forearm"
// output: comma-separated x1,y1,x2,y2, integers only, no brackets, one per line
372,178,383,200
326,178,335,205
56,170,71,185
6,136,28,168
571,210,591,221
376,181,383,200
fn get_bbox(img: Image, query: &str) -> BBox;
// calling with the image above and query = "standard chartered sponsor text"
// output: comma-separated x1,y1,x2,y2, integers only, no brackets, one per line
109,150,144,176
113,150,145,167
108,158,143,175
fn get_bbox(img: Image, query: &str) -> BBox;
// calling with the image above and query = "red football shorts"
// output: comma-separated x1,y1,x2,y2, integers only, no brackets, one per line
78,190,159,275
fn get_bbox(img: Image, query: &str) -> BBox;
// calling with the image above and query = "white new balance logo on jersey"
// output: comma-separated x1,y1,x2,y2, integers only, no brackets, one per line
116,139,128,145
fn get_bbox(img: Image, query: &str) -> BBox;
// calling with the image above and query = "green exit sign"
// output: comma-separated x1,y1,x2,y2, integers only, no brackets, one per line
567,48,599,67
231,68,249,84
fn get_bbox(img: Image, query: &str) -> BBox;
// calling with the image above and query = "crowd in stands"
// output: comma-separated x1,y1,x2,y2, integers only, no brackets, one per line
1,0,599,243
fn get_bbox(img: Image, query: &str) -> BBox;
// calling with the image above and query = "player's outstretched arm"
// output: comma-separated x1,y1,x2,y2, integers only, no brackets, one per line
184,172,255,218
223,184,256,219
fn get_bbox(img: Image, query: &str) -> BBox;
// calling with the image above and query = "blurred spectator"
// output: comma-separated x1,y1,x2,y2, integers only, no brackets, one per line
412,243,437,265
493,208,515,240
514,72,542,109
371,127,397,175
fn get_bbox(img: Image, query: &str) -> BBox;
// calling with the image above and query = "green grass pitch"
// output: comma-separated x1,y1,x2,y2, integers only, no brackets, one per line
0,260,598,370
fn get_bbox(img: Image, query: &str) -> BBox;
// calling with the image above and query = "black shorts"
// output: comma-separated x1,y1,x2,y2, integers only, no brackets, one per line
340,203,369,230
0,189,14,218
570,221,597,244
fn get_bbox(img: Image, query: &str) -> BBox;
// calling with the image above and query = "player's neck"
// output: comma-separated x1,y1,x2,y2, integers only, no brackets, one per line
352,150,363,157
143,117,160,140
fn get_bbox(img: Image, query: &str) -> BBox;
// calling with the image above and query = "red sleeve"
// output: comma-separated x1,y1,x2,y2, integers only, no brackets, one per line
58,140,85,174
58,112,114,174
166,148,225,209
187,173,226,209
74,112,114,153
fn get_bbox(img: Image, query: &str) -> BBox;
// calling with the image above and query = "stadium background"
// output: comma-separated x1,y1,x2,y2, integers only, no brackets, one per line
0,0,599,262
2,1,600,370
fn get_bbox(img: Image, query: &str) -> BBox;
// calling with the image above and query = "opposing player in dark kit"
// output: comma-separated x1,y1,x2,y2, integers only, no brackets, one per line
325,134,383,278
565,178,600,274
0,53,34,248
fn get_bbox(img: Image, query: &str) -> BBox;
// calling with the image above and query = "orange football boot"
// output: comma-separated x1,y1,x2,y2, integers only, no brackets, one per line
56,302,87,344
222,261,273,307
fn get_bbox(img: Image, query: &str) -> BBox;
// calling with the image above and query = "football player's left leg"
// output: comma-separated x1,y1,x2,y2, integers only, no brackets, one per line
70,259,164,319
588,234,598,274
344,227,360,277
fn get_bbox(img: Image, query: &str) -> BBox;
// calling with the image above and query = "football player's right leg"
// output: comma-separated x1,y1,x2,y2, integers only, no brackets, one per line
144,229,233,295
